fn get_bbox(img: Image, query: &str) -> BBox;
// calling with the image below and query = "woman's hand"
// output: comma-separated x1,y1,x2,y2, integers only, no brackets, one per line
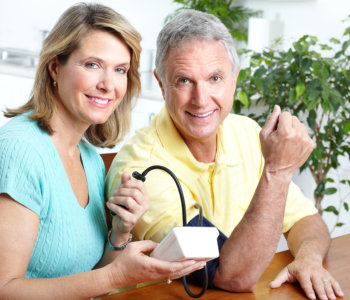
107,172,149,235
108,240,207,288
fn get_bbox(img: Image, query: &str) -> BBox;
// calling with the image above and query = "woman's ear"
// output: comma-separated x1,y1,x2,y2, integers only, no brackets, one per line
47,57,60,82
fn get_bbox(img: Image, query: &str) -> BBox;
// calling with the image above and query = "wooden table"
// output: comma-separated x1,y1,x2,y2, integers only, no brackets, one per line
97,234,349,299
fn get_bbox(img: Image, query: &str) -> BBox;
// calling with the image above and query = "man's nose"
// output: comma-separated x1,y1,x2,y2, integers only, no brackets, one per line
192,81,208,106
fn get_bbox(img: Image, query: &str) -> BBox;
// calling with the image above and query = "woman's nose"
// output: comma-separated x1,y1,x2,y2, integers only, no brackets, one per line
97,71,114,92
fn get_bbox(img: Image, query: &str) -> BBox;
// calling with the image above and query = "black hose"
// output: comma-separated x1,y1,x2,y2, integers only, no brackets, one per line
132,165,208,298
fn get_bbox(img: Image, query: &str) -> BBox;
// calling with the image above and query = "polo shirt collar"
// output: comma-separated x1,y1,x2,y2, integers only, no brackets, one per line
156,106,241,170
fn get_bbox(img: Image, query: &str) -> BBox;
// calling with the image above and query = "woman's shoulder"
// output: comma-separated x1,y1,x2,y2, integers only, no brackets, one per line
0,113,44,142
0,113,54,165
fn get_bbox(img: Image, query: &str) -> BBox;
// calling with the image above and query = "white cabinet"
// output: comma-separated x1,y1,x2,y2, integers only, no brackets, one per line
0,73,34,127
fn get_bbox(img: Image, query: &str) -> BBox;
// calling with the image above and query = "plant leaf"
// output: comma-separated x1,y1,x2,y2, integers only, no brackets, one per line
323,205,339,215
238,90,249,107
296,83,306,99
322,187,337,195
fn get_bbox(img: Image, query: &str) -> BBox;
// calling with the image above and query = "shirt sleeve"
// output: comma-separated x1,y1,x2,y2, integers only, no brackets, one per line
0,138,45,215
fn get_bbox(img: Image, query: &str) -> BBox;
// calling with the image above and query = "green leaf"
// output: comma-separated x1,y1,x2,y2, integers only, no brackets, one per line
323,205,339,215
336,222,345,227
286,49,293,63
344,121,350,134
238,90,249,107
320,64,329,81
296,83,306,99
315,182,325,195
344,26,350,36
342,40,350,52
288,89,297,105
237,68,249,83
307,110,316,129
293,41,304,53
313,148,323,161
322,187,337,195
344,202,349,212
312,61,320,75
330,37,340,44
253,77,264,91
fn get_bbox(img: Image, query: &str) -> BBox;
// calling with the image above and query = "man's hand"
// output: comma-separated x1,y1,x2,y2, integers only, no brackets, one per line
270,256,344,300
260,105,314,181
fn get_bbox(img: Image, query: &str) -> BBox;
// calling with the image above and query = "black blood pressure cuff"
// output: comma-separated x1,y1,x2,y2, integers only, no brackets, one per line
185,215,227,288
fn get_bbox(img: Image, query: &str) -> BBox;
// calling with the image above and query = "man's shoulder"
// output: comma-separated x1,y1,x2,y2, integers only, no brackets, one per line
117,123,158,162
224,113,261,131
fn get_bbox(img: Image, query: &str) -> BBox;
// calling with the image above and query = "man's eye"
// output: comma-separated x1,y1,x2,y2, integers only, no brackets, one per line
211,75,221,82
178,78,190,84
86,62,99,69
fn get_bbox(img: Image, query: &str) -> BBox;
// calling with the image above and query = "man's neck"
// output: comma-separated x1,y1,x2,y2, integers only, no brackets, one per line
184,136,217,163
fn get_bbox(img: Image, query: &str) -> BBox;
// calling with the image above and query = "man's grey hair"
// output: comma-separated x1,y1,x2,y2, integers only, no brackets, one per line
155,9,240,82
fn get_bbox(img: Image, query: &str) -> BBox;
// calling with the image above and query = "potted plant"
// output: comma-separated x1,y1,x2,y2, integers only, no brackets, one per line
166,0,257,43
234,25,350,231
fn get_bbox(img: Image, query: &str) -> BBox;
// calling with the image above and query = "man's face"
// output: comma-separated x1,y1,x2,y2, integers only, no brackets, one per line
159,39,237,148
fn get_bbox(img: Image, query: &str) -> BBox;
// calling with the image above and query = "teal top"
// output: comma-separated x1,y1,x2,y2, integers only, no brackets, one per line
0,113,108,278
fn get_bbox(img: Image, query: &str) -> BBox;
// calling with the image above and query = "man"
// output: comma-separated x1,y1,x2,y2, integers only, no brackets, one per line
106,10,343,300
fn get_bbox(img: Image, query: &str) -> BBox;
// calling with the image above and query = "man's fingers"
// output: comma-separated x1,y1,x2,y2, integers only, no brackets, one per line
262,105,281,136
330,277,344,298
270,267,289,288
276,111,293,132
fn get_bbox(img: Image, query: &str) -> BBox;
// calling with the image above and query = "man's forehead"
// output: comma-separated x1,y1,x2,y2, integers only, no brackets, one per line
165,39,233,75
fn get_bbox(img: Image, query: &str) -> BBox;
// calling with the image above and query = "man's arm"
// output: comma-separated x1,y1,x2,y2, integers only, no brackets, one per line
270,214,344,300
213,105,315,292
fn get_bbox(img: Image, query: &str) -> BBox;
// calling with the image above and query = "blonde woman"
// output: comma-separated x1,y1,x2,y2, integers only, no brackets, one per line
0,3,205,299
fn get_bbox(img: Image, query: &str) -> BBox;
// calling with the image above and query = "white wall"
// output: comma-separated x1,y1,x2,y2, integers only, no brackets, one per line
0,0,349,245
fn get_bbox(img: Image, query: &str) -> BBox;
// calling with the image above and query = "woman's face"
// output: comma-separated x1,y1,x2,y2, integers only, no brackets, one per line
50,29,131,131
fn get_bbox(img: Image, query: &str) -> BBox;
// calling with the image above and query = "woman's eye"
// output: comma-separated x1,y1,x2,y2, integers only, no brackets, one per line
86,62,99,69
115,67,127,74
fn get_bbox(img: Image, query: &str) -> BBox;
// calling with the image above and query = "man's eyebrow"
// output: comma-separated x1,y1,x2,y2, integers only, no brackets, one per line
209,69,225,77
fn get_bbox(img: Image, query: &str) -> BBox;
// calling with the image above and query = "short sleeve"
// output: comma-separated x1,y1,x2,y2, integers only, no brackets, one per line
0,139,45,215
282,182,318,233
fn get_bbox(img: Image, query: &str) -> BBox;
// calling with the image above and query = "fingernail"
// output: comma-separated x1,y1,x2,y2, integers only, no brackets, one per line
308,293,316,299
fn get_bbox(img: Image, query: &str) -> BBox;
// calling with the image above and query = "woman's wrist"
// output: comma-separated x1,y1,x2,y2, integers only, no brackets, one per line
108,229,132,251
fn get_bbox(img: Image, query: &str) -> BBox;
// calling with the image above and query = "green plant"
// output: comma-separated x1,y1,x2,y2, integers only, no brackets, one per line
166,0,257,43
234,24,350,229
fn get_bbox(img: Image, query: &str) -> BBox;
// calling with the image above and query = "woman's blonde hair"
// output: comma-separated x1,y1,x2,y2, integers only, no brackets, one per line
5,3,142,147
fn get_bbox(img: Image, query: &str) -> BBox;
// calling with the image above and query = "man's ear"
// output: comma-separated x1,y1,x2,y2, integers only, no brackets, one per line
232,67,241,96
153,70,166,100
48,57,60,82
234,66,240,85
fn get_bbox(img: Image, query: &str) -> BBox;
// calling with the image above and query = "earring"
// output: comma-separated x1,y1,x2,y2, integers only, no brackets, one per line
53,81,57,87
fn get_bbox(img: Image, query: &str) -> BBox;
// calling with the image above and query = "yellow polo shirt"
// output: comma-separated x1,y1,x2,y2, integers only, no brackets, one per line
105,106,317,242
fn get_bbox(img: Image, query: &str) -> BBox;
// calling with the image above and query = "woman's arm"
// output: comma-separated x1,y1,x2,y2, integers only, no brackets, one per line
96,172,149,267
0,194,206,299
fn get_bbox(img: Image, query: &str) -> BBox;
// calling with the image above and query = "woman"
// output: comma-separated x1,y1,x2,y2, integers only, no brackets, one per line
0,3,205,299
